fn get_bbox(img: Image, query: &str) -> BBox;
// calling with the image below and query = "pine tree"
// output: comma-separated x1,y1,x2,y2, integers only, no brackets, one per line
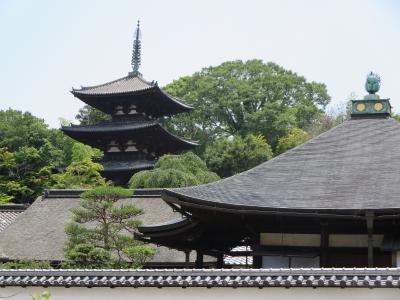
64,186,155,268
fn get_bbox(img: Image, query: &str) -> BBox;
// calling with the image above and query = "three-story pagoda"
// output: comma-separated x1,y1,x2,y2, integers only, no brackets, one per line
62,22,197,185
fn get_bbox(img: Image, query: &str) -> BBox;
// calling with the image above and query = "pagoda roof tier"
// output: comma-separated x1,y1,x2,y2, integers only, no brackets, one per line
102,160,155,173
71,75,192,117
162,117,400,216
61,121,198,154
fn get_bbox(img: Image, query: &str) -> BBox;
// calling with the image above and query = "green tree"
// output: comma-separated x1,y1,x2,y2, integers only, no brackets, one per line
0,147,52,203
63,243,111,269
0,109,73,166
49,141,105,189
64,186,155,269
204,134,273,178
276,128,310,155
129,152,220,188
70,142,102,162
0,109,75,203
75,105,111,125
50,160,106,189
163,59,330,152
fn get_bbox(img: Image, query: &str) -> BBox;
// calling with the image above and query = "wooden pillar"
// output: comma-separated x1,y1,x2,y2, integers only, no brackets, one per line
253,233,262,268
366,211,374,267
216,254,224,268
320,223,329,267
195,250,204,269
184,250,190,268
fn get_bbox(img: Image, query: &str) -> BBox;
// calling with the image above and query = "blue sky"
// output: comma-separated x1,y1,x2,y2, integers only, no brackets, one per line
0,0,399,127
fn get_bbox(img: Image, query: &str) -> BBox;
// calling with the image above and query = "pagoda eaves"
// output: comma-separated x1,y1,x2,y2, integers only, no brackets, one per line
71,75,192,117
62,121,198,155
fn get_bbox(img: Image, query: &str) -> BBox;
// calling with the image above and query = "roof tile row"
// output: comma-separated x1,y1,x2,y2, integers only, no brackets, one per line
0,269,399,288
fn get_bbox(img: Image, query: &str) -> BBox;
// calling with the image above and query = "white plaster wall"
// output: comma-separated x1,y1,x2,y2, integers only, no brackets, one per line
260,233,384,248
396,251,400,267
1,286,400,300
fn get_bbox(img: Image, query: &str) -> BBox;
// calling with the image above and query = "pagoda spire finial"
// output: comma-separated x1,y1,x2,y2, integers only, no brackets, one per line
130,20,142,76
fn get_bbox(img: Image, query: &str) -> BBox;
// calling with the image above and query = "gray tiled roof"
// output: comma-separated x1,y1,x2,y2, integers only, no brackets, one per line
72,75,154,96
0,268,399,288
165,117,400,213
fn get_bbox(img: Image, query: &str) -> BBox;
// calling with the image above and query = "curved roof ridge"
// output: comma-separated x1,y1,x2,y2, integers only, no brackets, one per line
73,75,137,91
71,75,154,95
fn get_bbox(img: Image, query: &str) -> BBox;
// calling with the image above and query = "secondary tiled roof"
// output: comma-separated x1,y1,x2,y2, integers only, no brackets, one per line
72,75,154,96
165,117,400,213
0,191,188,264
0,268,399,288
0,205,26,232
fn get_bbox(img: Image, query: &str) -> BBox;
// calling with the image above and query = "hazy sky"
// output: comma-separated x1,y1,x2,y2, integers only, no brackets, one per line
0,0,399,127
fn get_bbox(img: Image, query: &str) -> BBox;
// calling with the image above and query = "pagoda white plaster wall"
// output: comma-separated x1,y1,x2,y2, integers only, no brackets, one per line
1,286,400,300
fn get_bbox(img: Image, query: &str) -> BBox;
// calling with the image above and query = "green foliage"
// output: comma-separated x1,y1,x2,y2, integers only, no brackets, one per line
71,143,102,162
0,192,13,204
64,186,155,269
0,258,51,269
129,152,220,188
0,147,52,203
50,160,106,189
0,109,73,166
0,109,74,203
32,291,51,300
79,185,133,200
163,59,330,153
204,134,273,178
63,243,111,269
75,105,111,125
276,128,310,155
49,141,105,189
